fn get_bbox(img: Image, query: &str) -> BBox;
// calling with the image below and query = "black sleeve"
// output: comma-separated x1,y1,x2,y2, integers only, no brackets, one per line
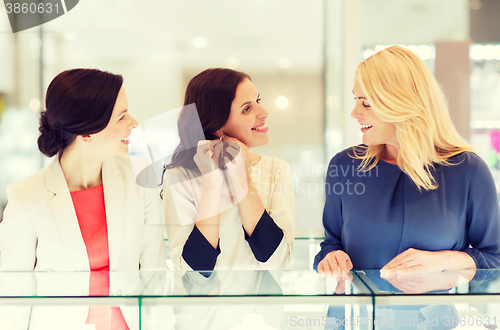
182,225,221,271
244,210,284,262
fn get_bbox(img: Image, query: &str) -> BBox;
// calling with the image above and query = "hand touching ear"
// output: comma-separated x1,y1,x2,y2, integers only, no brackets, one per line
193,140,224,186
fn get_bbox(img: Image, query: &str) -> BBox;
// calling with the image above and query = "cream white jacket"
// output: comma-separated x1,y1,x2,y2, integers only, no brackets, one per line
0,156,166,271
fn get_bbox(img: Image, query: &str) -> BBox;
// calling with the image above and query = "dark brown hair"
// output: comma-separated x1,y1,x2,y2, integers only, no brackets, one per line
167,68,250,171
38,68,123,157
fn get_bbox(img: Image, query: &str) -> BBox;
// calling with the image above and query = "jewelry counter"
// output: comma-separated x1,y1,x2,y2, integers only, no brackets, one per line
0,269,499,330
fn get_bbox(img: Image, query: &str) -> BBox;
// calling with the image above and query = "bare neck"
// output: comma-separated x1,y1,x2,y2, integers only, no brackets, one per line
380,144,399,165
59,145,104,191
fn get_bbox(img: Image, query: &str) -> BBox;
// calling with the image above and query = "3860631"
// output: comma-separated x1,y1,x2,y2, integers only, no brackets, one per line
5,2,60,14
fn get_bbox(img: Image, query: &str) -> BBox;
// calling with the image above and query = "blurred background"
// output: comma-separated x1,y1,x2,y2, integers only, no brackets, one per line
0,0,499,238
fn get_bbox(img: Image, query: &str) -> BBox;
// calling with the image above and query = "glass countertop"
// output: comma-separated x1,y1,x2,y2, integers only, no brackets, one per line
3,270,500,330
0,270,370,301
1,269,500,299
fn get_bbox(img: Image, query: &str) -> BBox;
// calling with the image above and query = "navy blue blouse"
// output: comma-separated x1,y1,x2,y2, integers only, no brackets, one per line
314,147,500,270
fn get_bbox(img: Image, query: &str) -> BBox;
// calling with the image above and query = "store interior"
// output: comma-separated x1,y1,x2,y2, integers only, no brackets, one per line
0,0,499,242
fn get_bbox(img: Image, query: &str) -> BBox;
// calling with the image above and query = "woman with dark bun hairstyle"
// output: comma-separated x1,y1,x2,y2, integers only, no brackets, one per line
0,68,166,272
163,68,295,271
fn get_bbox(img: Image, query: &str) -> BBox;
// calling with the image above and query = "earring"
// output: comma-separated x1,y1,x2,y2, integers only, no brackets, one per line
219,133,224,142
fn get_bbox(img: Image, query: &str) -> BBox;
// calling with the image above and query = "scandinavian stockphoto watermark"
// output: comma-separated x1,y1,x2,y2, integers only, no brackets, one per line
132,104,378,225
4,0,79,33
289,315,498,328
132,104,378,198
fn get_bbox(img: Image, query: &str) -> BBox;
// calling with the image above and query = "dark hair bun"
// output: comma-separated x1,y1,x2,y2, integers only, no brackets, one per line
37,111,69,157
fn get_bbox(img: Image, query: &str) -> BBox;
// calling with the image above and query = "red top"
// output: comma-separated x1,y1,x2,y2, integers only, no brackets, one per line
71,185,109,272
71,185,129,330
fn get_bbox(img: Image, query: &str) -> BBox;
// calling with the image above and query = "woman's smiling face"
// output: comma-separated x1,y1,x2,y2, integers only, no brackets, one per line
351,78,398,150
89,86,138,156
220,78,270,148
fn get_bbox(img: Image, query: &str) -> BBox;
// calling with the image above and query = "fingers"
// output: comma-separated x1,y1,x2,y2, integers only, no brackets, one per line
210,142,226,169
210,141,224,158
196,140,214,158
336,253,350,275
194,140,220,173
381,248,446,275
318,262,325,274
383,259,420,274
318,253,333,275
210,140,241,169
224,142,240,162
381,248,417,274
225,149,247,177
332,251,352,275
220,136,250,164
318,251,352,277
346,258,354,272
318,257,334,275
381,249,412,269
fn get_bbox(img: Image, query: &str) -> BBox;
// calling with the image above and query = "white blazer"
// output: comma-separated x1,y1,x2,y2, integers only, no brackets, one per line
0,155,166,271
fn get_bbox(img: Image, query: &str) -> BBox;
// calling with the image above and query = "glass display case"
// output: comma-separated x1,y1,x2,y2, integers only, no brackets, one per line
0,270,372,330
1,269,500,330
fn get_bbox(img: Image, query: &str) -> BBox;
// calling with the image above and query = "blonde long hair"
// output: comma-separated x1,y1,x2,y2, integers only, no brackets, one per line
353,46,473,191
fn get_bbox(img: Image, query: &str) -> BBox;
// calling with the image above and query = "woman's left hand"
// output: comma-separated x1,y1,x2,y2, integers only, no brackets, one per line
381,269,475,294
381,248,469,274
220,136,251,170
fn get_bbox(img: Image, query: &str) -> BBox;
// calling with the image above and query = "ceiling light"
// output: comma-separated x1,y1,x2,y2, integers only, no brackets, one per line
276,96,288,109
29,98,40,111
278,57,292,69
190,36,209,49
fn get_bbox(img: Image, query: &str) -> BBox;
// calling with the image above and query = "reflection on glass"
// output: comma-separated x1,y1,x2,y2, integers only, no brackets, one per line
4,270,500,329
357,269,500,330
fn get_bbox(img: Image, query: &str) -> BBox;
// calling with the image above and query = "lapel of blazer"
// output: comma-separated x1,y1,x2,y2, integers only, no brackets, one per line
102,157,125,271
46,158,90,271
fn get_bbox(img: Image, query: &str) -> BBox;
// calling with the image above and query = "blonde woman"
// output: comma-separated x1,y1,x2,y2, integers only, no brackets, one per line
315,46,500,275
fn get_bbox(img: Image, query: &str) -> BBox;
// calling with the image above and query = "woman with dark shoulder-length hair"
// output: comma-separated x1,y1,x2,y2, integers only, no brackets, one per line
163,68,295,271
0,68,166,272
315,46,500,282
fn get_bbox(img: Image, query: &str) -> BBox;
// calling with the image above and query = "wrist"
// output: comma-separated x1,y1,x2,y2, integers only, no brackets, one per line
442,250,476,270
201,171,223,185
201,182,223,193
